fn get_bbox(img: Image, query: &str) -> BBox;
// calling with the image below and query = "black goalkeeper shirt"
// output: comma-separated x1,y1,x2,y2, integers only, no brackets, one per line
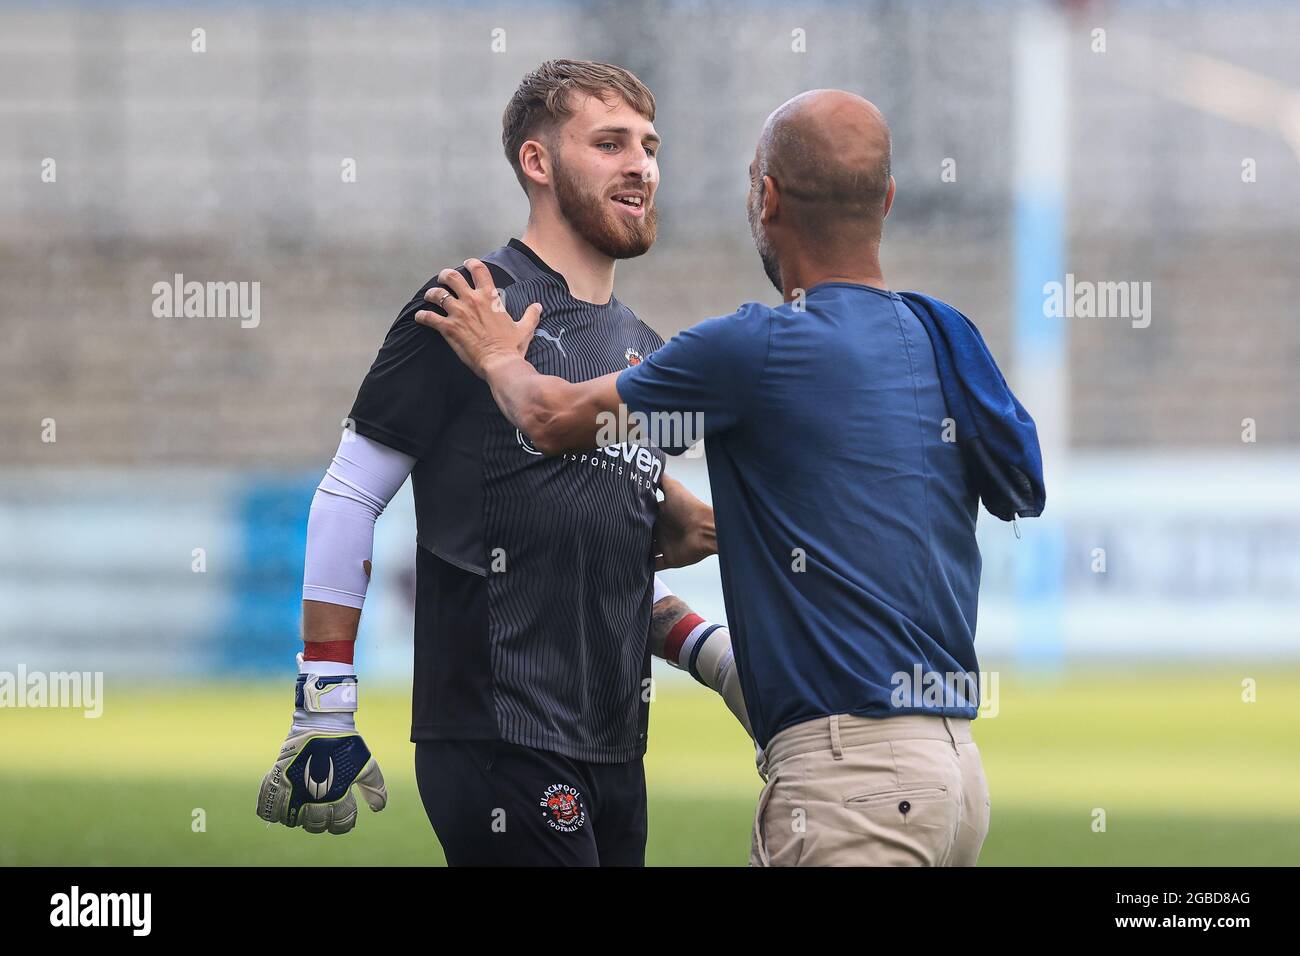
348,239,665,763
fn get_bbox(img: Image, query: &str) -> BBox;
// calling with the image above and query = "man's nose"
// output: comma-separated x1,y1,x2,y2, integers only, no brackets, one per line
622,159,657,186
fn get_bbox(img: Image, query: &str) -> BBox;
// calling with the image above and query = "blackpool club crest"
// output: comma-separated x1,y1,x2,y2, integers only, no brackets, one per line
540,783,586,833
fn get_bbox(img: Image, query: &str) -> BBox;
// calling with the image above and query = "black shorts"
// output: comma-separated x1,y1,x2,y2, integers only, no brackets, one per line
415,739,647,867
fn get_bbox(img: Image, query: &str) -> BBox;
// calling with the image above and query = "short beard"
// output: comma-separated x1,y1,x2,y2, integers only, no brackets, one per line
552,152,658,260
748,183,783,294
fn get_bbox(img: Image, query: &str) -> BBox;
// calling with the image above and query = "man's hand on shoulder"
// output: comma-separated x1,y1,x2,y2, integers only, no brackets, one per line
414,258,542,380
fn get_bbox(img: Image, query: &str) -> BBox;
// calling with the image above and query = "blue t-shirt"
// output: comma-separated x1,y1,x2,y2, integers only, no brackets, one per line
618,283,982,748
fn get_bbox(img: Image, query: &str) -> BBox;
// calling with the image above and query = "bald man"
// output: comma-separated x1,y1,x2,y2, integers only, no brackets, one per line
416,90,996,867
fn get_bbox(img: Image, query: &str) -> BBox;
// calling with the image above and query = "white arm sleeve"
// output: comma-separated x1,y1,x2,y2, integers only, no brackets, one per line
302,432,416,609
652,574,673,604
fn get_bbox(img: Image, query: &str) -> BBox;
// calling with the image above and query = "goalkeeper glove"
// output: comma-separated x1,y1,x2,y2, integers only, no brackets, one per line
256,654,387,834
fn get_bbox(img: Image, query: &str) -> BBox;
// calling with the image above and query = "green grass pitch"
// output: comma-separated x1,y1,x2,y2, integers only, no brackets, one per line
2,666,1296,865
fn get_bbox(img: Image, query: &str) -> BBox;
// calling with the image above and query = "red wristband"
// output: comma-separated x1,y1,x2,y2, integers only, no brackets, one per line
663,613,704,667
303,640,355,664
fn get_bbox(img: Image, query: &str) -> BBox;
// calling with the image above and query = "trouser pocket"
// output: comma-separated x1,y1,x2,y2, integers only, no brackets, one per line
750,773,780,867
791,737,962,865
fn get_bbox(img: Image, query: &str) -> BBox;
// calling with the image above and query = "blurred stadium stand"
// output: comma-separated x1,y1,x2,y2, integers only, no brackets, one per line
1,1,1297,675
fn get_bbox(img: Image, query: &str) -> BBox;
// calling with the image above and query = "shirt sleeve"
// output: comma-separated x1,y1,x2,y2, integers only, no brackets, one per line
616,301,773,452
345,285,456,459
347,265,499,460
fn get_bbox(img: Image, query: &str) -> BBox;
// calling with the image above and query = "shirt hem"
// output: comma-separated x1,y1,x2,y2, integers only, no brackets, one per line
760,705,980,748
410,724,646,764
416,540,486,576
350,418,429,460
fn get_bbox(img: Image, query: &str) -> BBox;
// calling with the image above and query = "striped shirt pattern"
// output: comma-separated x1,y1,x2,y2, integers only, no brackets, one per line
482,271,665,761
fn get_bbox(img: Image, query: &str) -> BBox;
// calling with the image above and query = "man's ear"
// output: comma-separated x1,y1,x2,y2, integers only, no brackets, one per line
762,174,780,224
519,140,551,191
883,175,896,219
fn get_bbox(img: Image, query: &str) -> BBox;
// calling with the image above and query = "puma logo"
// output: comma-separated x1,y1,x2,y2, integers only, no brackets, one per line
534,327,566,358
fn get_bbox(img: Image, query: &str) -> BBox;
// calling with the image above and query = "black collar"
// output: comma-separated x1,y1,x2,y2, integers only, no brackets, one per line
507,238,569,288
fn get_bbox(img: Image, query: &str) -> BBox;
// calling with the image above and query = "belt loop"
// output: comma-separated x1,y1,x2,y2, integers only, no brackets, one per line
829,714,843,760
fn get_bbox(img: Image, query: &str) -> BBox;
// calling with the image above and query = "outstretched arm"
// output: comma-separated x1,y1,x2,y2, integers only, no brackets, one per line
650,576,753,741
418,258,772,461
414,259,625,456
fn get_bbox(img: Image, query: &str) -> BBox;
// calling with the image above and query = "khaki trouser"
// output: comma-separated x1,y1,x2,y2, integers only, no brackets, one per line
749,713,990,867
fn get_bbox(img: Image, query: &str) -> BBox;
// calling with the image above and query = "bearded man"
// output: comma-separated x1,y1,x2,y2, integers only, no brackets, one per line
255,59,751,866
